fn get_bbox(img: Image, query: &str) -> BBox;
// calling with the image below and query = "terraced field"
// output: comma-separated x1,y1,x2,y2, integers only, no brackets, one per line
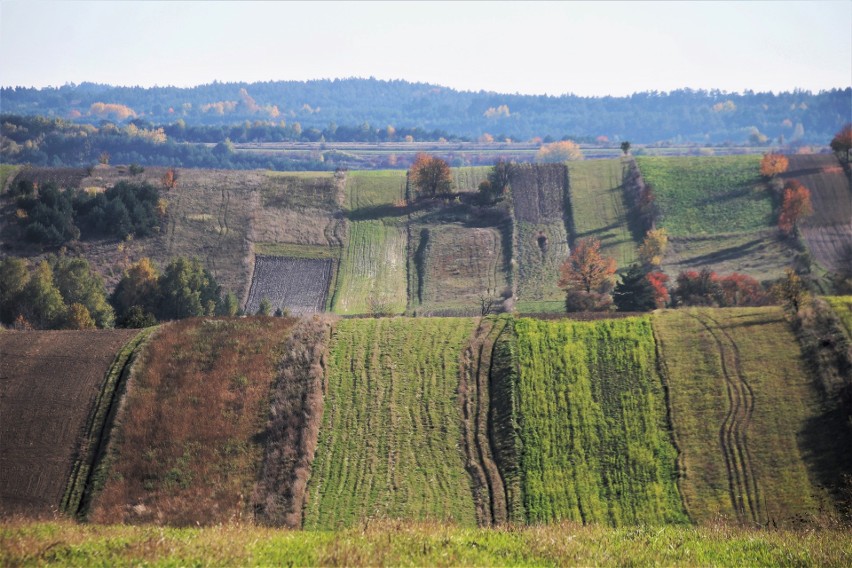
304,318,478,529
411,223,509,314
567,159,637,268
90,318,295,525
513,317,686,526
653,308,835,525
0,329,139,517
332,220,407,315
786,154,852,274
245,256,334,315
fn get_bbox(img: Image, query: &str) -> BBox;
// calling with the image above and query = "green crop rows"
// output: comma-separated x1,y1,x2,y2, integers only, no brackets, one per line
567,159,638,268
513,317,686,526
304,318,478,529
345,169,407,210
636,156,770,236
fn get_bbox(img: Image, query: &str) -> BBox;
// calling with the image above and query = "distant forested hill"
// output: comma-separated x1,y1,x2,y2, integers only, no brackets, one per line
2,78,849,144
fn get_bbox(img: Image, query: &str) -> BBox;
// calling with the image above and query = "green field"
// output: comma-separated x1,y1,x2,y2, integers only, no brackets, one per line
567,159,638,268
4,521,851,567
636,156,770,236
653,308,835,525
332,220,408,315
514,221,569,312
304,318,478,529
451,166,490,192
345,169,407,210
513,317,687,526
0,164,20,192
826,296,852,335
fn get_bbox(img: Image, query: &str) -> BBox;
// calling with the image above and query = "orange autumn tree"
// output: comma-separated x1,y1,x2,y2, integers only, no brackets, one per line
559,237,617,311
830,123,852,162
778,180,813,235
760,152,789,178
161,168,178,191
409,153,452,199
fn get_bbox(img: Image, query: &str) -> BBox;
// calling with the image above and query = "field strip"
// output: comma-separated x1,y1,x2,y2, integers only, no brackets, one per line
688,312,762,524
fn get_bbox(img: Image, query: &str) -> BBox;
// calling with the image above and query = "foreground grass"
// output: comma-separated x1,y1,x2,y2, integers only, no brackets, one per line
636,155,770,237
3,520,851,567
304,318,478,529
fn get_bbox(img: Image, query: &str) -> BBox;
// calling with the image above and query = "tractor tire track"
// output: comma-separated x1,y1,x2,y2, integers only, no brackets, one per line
689,312,761,524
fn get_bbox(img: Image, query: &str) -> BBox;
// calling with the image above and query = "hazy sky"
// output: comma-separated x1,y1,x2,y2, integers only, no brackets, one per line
1,1,850,96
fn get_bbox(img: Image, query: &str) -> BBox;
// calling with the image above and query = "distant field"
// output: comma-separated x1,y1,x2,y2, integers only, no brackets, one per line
451,166,490,193
304,318,478,529
636,156,770,236
567,159,637,268
411,223,509,314
90,318,295,525
514,221,569,311
0,164,20,192
662,229,799,283
345,169,407,210
653,308,838,525
245,256,334,315
786,154,852,274
826,296,852,335
513,317,686,526
0,330,140,517
4,521,852,567
332,220,408,315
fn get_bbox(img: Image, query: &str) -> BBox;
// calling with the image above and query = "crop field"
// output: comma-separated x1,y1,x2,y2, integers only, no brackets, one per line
245,256,334,315
513,317,687,526
514,221,569,312
261,171,342,210
0,164,20,192
304,318,478,529
89,318,295,525
826,296,852,335
661,230,799,283
411,223,509,314
567,159,637,268
344,169,407,210
636,156,770,237
509,163,566,223
652,308,838,525
332,220,407,315
4,521,852,567
451,166,490,193
786,154,852,274
0,329,139,517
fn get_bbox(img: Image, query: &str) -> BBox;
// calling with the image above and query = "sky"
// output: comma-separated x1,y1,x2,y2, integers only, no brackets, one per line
1,1,850,96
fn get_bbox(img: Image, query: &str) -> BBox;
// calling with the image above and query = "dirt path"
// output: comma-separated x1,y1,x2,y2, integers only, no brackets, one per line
690,312,762,524
459,318,510,525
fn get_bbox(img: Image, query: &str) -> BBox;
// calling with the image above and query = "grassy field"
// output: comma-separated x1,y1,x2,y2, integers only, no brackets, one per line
304,318,478,529
513,317,687,526
4,521,852,567
636,156,770,237
661,229,799,283
653,308,838,525
89,318,295,526
332,220,408,315
567,159,638,268
0,164,20,192
451,166,490,193
826,296,852,335
514,221,569,312
345,169,407,210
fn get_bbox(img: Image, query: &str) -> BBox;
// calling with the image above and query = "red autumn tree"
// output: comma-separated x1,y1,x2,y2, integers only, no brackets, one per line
778,180,813,235
718,273,768,307
830,123,852,162
646,271,670,308
760,152,789,178
161,168,178,191
559,237,617,294
409,153,452,199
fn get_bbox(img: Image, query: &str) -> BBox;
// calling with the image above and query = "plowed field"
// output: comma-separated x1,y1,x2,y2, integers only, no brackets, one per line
0,330,139,517
786,154,852,274
245,256,334,315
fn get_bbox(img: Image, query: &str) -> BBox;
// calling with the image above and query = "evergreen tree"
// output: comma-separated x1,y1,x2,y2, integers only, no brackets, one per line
613,264,657,312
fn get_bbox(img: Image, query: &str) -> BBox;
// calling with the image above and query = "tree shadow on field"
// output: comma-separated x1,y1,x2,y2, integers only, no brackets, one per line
345,199,434,221
694,185,758,206
798,406,852,514
674,238,767,267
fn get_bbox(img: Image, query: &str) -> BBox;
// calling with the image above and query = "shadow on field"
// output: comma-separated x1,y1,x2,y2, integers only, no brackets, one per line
799,406,852,512
676,238,766,266
695,185,759,206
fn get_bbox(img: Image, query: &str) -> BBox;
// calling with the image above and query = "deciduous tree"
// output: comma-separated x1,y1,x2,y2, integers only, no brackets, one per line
559,237,617,294
830,123,852,162
718,273,768,307
409,153,452,198
778,180,813,235
637,228,668,268
760,152,789,178
535,140,583,163
673,269,721,306
162,168,178,191
621,141,631,155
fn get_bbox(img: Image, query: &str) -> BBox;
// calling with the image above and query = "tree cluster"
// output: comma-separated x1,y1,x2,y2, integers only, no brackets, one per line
671,269,769,307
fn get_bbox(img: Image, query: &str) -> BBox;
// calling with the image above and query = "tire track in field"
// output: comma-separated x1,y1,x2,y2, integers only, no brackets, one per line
689,312,761,524
460,318,509,525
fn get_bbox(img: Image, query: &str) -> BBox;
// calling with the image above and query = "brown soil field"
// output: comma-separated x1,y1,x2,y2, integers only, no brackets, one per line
785,154,852,274
0,329,139,518
245,256,335,315
89,317,296,526
509,163,567,223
